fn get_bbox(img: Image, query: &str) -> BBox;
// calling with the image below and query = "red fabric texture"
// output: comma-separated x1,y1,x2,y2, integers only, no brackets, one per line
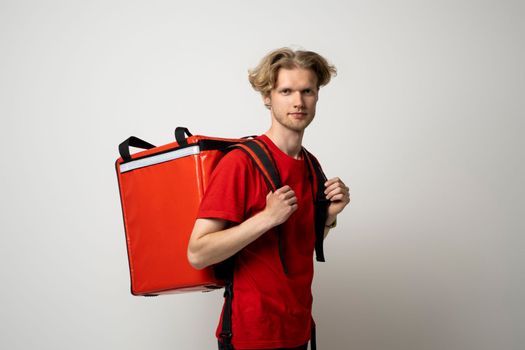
198,135,316,349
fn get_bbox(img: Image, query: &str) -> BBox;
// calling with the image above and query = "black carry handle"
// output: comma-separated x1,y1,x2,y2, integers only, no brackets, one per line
119,136,156,162
175,127,193,146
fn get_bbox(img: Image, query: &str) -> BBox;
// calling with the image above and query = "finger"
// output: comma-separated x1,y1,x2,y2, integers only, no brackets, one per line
281,189,296,200
324,182,347,195
286,196,298,206
327,186,350,200
325,184,349,198
276,185,292,193
328,193,347,202
324,182,345,195
326,187,345,200
324,177,341,187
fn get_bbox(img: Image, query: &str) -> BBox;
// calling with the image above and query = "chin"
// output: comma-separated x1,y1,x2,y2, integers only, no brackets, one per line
274,115,314,132
286,121,313,133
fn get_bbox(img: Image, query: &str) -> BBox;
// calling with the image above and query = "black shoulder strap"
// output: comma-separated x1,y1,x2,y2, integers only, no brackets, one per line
219,139,289,350
230,139,282,191
303,148,329,262
229,139,288,275
218,257,235,350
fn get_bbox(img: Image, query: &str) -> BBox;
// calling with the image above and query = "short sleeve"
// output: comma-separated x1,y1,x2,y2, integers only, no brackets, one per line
197,149,253,223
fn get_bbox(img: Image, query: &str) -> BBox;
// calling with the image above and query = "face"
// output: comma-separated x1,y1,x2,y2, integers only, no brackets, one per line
264,67,319,133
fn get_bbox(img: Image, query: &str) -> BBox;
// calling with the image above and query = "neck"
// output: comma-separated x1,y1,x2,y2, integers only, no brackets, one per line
265,124,304,159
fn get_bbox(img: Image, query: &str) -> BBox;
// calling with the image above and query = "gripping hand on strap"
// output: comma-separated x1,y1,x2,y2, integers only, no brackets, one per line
264,185,298,227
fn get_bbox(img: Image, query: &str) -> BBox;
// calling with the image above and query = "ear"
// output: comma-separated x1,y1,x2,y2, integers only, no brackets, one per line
263,95,271,109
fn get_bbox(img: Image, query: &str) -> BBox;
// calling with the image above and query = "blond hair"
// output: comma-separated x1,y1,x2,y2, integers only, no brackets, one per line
248,47,337,97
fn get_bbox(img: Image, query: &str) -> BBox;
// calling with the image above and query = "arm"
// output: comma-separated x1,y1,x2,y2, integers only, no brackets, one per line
187,185,297,270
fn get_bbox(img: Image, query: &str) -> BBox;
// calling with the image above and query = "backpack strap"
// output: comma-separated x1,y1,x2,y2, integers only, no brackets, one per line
230,139,282,192
218,139,286,350
303,148,329,262
218,257,235,350
310,318,317,350
230,140,288,275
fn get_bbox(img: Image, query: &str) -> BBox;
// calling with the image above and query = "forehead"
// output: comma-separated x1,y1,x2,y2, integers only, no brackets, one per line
274,67,318,89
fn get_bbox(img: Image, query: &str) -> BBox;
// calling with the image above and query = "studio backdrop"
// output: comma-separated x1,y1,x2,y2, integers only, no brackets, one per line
0,1,523,349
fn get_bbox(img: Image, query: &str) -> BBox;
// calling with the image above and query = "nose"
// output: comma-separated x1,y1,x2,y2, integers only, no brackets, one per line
292,91,304,109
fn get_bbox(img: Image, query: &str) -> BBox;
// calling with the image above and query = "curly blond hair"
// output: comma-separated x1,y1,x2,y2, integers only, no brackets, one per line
248,47,337,97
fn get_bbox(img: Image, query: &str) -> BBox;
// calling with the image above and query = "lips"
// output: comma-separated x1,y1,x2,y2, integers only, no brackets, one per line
289,112,307,118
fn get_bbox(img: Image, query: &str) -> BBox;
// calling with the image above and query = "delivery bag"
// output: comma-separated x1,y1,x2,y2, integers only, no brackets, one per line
115,127,248,295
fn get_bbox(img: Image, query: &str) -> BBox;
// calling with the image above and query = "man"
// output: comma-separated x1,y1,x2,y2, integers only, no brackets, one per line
187,48,350,350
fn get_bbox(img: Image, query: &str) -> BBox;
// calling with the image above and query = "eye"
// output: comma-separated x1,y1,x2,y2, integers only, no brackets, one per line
303,89,314,95
280,88,291,95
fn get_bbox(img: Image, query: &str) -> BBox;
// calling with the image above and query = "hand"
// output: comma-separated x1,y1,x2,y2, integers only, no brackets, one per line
324,177,350,222
264,185,298,227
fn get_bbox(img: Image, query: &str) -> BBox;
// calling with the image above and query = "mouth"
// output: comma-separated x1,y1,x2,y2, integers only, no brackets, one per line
289,112,307,118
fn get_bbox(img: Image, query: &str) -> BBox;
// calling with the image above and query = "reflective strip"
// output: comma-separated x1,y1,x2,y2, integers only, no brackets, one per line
119,145,201,173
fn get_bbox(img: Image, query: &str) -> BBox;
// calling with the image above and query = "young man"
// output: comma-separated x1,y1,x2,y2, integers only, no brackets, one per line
187,48,350,350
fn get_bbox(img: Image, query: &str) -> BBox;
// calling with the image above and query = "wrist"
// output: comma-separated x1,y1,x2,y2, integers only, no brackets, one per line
256,209,278,231
325,216,337,229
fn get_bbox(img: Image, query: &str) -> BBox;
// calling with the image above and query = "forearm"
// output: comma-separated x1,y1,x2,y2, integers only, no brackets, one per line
188,211,274,269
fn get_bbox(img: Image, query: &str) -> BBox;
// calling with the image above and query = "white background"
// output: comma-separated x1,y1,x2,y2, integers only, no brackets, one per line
1,1,523,349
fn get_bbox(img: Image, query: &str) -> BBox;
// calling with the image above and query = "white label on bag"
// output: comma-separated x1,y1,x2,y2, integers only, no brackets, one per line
119,145,201,173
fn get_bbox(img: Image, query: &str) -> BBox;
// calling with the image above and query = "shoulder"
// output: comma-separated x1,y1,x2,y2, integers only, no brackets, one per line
217,148,255,169
209,147,258,179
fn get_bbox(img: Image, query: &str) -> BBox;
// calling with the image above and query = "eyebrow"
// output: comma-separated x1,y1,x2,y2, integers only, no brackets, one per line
277,85,316,91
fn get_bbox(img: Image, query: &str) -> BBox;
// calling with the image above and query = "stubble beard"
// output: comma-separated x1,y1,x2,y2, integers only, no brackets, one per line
273,112,315,133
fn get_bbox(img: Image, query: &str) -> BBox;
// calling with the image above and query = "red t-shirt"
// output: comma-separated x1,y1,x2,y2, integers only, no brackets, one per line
198,135,317,349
